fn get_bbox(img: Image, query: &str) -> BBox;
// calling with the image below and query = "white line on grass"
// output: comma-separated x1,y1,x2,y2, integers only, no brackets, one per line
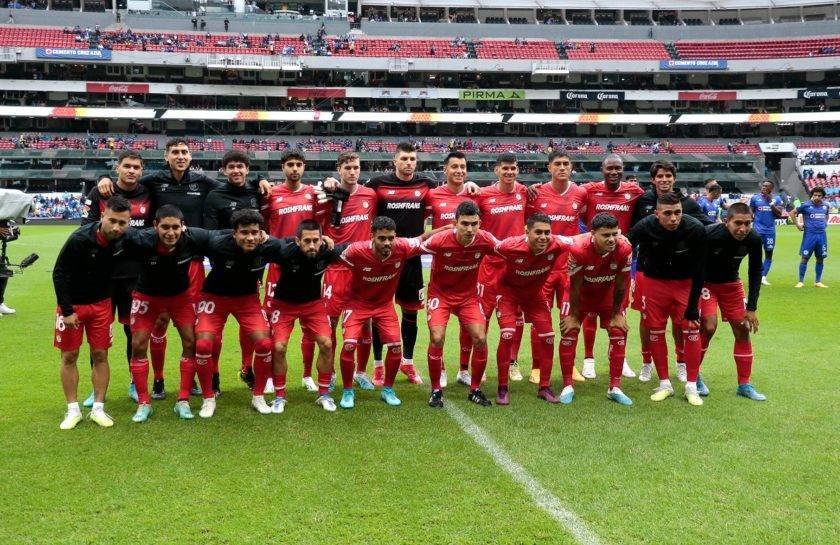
445,403,605,545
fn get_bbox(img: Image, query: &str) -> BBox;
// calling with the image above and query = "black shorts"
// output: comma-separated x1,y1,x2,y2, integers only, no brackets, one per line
394,255,424,311
110,277,137,326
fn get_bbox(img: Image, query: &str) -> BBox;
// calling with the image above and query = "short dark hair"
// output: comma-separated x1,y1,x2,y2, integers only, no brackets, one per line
810,186,826,197
296,219,322,238
649,160,677,179
155,204,184,221
591,212,619,231
395,142,416,155
704,178,719,188
337,151,360,167
280,149,306,165
496,153,517,166
455,200,480,219
526,212,551,229
164,138,189,151
371,215,397,233
726,202,752,218
117,150,143,165
547,150,571,164
444,150,466,165
105,195,131,213
656,192,682,207
230,209,263,230
221,150,250,168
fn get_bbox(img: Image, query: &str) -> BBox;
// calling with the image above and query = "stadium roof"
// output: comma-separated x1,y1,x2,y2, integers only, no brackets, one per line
364,0,836,9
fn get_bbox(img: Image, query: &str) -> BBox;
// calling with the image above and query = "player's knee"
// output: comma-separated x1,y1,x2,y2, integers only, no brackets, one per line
316,336,332,351
131,335,149,357
429,330,445,346
254,337,272,355
60,350,80,366
471,334,487,349
273,341,288,356
91,349,108,366
816,257,824,265
195,337,213,357
401,310,417,323
702,322,717,339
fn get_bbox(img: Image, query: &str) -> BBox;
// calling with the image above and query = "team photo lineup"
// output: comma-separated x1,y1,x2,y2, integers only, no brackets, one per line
48,138,830,429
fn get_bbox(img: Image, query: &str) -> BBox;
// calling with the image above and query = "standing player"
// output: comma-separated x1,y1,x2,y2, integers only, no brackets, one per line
697,179,728,223
629,193,707,406
793,187,830,288
421,200,498,408
261,220,346,414
700,202,766,401
579,155,644,380
53,196,132,429
559,213,632,405
526,150,586,384
261,150,320,391
318,152,378,390
749,181,785,286
81,150,152,407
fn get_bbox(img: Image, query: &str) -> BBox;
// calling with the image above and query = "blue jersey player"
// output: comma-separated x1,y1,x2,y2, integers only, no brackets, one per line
793,187,830,288
749,181,785,285
697,179,728,223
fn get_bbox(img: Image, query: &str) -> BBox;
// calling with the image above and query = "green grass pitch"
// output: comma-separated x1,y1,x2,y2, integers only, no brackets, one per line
0,225,837,545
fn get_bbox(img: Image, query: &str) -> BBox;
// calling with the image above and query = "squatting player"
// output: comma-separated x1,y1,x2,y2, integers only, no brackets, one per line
749,181,785,286
792,186,830,288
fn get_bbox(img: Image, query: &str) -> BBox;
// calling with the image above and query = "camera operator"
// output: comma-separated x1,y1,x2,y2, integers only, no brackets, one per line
0,220,16,316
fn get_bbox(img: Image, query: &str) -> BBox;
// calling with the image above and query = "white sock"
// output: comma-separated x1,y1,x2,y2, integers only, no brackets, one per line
67,402,81,414
402,358,413,365
373,359,384,368
659,379,672,389
686,382,698,394
92,402,104,413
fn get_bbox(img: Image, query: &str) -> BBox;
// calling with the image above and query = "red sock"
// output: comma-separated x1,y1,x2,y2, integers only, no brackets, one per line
683,327,702,382
356,336,371,373
428,344,444,391
150,331,167,381
252,349,271,397
272,372,287,398
529,328,539,371
674,329,685,363
470,344,488,390
700,331,711,364
648,329,670,380
339,342,356,389
536,333,554,389
384,345,401,387
301,337,315,377
459,327,473,371
497,330,513,388
607,328,627,389
129,357,151,404
178,357,197,401
559,330,579,387
583,315,597,359
733,339,753,385
239,328,254,371
317,371,332,395
211,337,222,376
510,321,523,363
640,332,652,365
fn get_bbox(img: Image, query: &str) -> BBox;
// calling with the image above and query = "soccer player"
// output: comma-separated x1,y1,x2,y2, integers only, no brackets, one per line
559,213,632,405
578,155,644,381
525,150,586,384
421,200,498,407
336,216,439,409
749,181,785,286
697,179,728,223
193,209,284,417
476,153,529,382
120,205,221,421
700,202,766,401
793,187,830,288
53,196,132,429
261,149,320,391
81,150,152,406
319,152,378,390
493,213,574,405
629,192,707,406
262,219,346,414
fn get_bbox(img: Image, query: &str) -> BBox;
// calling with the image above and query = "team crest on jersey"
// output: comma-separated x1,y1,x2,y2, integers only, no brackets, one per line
395,262,401,268
189,184,199,191
572,203,579,210
414,190,421,197
362,202,369,209
276,197,283,203
547,254,554,261
250,198,258,207
139,206,146,214
306,194,312,200
229,202,237,208
624,193,631,200
474,252,481,259
540,203,548,208
515,194,522,201
610,263,617,270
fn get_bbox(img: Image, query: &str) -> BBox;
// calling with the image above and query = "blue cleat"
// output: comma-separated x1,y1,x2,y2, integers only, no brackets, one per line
559,385,575,405
737,384,766,401
354,372,375,391
173,400,194,419
380,387,402,406
132,404,153,423
696,374,710,397
82,391,95,409
607,388,633,406
339,389,355,409
128,382,139,403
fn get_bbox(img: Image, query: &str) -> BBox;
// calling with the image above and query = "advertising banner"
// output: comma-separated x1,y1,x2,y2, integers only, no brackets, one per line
86,83,150,94
797,88,840,100
35,48,112,61
287,87,346,98
458,89,526,101
563,90,625,101
659,60,727,71
678,91,737,101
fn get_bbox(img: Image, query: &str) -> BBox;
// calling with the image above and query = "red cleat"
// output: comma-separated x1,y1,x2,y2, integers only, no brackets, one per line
399,362,424,385
537,387,560,404
496,386,510,406
372,365,385,388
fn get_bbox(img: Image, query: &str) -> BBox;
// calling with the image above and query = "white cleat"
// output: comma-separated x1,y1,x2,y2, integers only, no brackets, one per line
251,395,272,414
761,276,771,286
199,398,216,418
621,359,636,378
60,411,83,430
439,369,448,389
264,377,274,392
301,376,317,392
582,357,597,379
676,362,687,383
638,363,653,382
271,397,287,414
456,370,471,386
0,303,15,315
315,395,337,412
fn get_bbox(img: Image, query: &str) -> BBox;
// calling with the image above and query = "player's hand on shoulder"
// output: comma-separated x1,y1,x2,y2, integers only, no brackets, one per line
464,181,481,195
258,230,269,244
525,182,541,200
258,178,272,196
322,177,339,192
322,235,335,250
97,176,115,197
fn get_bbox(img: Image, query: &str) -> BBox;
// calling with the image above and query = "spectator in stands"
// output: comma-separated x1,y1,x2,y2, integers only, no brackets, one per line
224,18,230,32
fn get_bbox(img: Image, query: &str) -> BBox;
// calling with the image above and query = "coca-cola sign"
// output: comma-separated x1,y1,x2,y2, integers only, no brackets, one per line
86,83,150,94
563,90,625,102
797,88,840,100
678,91,737,101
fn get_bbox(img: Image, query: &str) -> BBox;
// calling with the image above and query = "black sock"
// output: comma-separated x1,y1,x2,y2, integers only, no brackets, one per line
123,324,132,367
401,310,418,360
372,327,383,361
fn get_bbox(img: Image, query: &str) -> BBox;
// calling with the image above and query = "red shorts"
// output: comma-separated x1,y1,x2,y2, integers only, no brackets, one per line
630,271,645,312
53,298,113,351
268,299,331,344
641,277,691,329
477,257,504,318
187,259,206,302
541,262,570,314
700,281,747,322
195,293,270,336
323,265,351,318
496,290,553,336
130,291,196,333
342,304,401,345
426,291,485,329
263,264,280,307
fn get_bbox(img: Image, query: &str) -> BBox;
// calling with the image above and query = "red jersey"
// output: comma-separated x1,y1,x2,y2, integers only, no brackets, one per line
425,184,472,229
339,237,424,308
318,185,377,244
477,182,528,239
261,182,316,238
494,235,574,295
422,229,499,300
526,182,586,236
567,234,633,309
580,181,644,234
